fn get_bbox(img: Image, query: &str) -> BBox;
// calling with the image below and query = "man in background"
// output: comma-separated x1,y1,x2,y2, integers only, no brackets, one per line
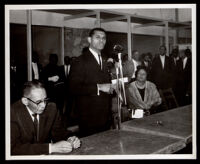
69,28,114,137
170,47,181,102
123,50,141,82
32,51,43,80
150,45,173,90
176,48,192,106
41,54,63,114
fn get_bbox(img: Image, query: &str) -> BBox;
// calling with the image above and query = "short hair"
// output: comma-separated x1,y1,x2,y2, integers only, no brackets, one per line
49,53,58,63
185,48,191,57
89,28,106,37
159,45,166,51
22,80,45,97
135,65,148,79
132,50,138,55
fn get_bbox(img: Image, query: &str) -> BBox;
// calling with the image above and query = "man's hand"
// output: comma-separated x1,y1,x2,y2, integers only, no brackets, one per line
98,84,112,94
48,75,59,82
67,136,81,149
51,140,72,153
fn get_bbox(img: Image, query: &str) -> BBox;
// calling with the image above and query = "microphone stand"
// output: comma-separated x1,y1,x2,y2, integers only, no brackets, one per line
115,52,127,130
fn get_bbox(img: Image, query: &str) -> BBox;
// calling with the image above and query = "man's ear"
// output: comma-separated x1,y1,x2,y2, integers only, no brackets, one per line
87,37,91,44
21,97,28,106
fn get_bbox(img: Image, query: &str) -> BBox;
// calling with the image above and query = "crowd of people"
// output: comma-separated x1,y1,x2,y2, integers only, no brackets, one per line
10,27,192,155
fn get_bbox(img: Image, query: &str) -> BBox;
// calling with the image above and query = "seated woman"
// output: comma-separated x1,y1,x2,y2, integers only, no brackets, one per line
126,65,162,115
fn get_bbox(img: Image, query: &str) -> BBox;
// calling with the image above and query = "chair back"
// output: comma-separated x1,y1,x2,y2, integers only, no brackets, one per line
159,88,179,111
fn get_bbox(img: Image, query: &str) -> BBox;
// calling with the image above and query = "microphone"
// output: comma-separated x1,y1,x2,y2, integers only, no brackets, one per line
113,44,124,53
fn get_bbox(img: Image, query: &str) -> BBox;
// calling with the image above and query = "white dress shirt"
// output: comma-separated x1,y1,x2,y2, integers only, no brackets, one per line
89,48,103,95
174,57,179,65
26,106,40,122
26,106,53,153
159,55,165,69
132,59,140,78
64,65,70,77
32,62,39,80
89,48,102,69
183,57,188,69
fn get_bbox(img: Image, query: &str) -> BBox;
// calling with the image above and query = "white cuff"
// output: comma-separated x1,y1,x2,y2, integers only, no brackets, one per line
49,143,52,154
97,84,100,96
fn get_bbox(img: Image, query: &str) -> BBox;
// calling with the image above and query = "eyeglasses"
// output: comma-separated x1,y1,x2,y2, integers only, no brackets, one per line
24,97,49,107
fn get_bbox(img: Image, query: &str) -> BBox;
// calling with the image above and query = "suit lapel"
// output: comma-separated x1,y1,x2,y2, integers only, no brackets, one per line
38,112,48,141
87,50,102,71
19,105,35,140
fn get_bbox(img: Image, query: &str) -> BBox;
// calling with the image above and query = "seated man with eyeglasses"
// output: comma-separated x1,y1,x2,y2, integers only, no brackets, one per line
11,80,81,155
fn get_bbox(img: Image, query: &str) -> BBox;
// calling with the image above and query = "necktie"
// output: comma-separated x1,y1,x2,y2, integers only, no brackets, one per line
98,54,102,70
32,113,39,142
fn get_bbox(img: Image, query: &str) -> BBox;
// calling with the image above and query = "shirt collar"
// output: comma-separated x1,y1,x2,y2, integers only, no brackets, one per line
183,57,188,61
26,106,35,116
159,55,165,59
89,47,100,56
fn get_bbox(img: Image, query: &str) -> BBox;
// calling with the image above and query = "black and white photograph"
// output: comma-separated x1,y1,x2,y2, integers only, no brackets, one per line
5,4,196,160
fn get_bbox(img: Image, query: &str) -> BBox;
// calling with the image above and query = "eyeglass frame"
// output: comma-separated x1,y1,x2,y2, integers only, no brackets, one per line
24,97,49,107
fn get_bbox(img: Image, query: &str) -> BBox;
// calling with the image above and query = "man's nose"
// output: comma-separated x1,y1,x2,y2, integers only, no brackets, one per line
40,101,46,108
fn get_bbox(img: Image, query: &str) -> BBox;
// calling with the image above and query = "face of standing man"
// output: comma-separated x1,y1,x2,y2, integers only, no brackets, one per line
159,46,166,56
88,30,106,54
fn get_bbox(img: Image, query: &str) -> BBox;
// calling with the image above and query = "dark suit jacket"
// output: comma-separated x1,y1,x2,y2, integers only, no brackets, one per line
41,64,62,101
69,48,112,136
58,65,71,86
150,55,173,90
176,57,192,94
11,101,70,155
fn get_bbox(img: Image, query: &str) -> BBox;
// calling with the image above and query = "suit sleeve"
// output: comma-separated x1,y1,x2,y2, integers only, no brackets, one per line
50,107,70,142
69,58,98,96
11,117,49,155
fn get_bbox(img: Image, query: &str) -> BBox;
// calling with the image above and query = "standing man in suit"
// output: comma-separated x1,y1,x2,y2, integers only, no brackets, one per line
141,52,152,80
170,47,181,101
69,28,114,137
41,54,63,113
150,45,173,90
59,56,74,127
11,80,80,155
176,48,192,106
123,50,141,82
32,51,43,80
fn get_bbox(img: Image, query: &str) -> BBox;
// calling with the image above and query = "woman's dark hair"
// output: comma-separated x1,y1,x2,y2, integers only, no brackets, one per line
135,65,148,79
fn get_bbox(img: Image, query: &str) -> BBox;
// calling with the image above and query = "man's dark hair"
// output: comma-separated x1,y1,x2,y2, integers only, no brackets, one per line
49,53,58,64
32,51,39,63
64,56,71,65
89,28,106,37
185,48,191,57
132,50,138,55
135,65,148,79
22,80,45,97
159,45,166,51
